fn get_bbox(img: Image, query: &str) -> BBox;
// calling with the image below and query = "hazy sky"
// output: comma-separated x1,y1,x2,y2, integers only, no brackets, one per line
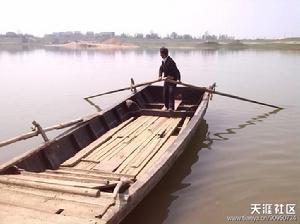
0,0,299,38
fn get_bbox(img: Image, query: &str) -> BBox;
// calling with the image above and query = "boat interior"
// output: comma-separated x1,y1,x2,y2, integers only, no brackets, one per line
0,85,205,223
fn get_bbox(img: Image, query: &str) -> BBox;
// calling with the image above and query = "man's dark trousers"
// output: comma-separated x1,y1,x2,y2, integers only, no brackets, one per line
163,82,176,110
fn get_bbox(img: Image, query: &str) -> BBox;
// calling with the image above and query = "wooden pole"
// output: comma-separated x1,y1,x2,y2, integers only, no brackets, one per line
84,78,162,100
0,131,39,148
0,78,162,149
0,118,86,148
44,118,85,132
166,80,283,109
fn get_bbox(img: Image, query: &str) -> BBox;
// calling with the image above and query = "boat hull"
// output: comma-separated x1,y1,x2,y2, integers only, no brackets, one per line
0,84,212,224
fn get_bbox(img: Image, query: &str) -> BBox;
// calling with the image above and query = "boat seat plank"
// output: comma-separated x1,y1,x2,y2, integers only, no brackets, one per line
0,188,113,219
0,203,104,224
136,109,194,118
0,176,100,197
61,117,135,167
144,103,164,109
20,171,109,185
177,104,198,110
1,174,109,189
144,100,183,111
0,182,124,204
57,167,136,180
45,169,121,181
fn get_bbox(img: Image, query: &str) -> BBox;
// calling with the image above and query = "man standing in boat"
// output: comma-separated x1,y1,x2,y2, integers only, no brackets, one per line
159,47,181,111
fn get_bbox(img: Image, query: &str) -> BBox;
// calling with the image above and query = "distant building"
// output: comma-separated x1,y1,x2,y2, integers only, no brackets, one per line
5,32,17,37
134,33,144,38
0,32,23,44
86,31,95,37
95,32,115,38
62,31,73,37
74,31,82,36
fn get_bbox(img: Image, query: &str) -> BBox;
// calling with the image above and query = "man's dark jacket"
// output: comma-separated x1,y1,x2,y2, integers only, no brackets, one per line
159,56,181,81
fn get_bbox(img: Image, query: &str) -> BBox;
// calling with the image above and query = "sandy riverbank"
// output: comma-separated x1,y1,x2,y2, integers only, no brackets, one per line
48,38,139,49
3,37,300,51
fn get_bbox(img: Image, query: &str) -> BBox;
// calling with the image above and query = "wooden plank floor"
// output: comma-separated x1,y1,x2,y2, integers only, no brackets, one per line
71,116,182,176
0,203,103,224
0,115,189,224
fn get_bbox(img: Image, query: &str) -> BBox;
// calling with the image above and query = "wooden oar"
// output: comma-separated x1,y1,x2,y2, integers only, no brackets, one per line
166,79,283,109
84,79,163,100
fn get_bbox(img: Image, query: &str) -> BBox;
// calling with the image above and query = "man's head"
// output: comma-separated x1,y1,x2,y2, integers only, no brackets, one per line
160,47,168,59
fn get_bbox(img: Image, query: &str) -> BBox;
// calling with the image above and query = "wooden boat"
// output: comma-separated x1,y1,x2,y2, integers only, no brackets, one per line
0,83,214,224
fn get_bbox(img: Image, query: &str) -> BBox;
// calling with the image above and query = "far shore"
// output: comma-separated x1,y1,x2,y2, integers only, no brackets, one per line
45,39,300,51
47,41,139,49
1,37,300,51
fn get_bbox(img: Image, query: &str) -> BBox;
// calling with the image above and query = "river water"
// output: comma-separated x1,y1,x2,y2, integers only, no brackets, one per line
0,47,299,223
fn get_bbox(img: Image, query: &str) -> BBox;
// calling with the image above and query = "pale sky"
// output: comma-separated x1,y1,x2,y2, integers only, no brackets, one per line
0,0,299,38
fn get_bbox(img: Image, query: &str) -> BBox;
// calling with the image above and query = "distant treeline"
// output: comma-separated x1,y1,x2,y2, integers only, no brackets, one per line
0,30,236,42
119,31,235,41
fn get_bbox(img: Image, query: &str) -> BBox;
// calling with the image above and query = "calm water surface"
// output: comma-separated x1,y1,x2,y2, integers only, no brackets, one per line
0,47,299,223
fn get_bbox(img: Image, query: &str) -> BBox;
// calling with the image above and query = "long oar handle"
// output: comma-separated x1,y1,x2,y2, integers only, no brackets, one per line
84,79,163,100
166,80,283,109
